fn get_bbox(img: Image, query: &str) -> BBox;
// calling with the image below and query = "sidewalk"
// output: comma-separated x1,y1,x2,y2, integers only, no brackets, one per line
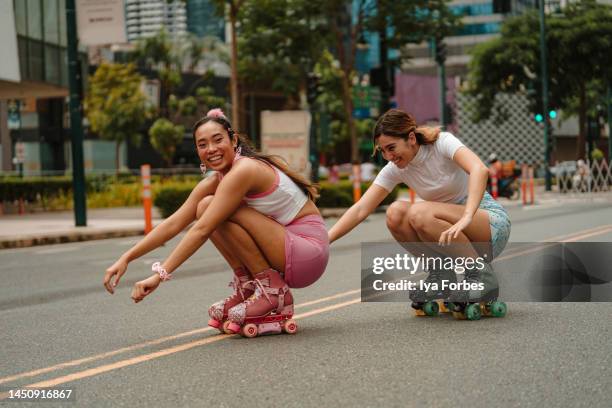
2,187,612,249
0,207,350,249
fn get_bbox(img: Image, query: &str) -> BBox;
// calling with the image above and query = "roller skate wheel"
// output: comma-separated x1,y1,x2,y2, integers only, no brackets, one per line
226,322,241,334
414,309,426,316
452,311,466,320
438,301,451,313
283,319,298,334
465,303,482,321
423,301,439,317
242,323,258,338
222,320,234,335
489,301,507,318
208,318,222,330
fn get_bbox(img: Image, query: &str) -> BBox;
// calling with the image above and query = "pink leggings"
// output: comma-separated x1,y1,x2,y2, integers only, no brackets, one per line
283,215,329,288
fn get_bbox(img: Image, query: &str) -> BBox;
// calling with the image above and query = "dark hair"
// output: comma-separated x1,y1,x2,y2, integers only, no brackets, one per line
192,112,319,201
372,109,440,154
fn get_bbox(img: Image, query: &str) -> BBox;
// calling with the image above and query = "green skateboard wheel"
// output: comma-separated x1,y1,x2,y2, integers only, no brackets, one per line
465,303,482,321
489,301,507,318
423,301,439,317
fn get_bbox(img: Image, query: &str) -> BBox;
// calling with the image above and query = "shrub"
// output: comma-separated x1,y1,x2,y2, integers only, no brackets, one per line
317,180,398,208
153,186,192,218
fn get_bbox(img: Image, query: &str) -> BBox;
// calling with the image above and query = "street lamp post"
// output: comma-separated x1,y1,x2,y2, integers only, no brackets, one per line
433,36,447,126
66,0,87,226
606,81,612,162
539,1,552,191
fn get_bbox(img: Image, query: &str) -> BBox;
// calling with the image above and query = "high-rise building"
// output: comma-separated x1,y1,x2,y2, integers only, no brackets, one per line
186,0,224,40
0,0,76,173
125,0,187,42
402,0,574,77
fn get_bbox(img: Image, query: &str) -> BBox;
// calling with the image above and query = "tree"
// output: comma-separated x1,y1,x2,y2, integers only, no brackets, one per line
466,0,612,159
149,118,184,167
131,30,226,166
85,63,149,172
212,0,246,130
238,0,330,107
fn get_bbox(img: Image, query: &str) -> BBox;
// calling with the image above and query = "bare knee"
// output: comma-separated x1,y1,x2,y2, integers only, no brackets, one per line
196,195,214,219
406,203,432,233
386,201,408,234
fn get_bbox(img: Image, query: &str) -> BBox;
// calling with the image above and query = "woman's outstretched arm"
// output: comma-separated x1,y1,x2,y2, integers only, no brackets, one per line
328,184,389,244
103,175,218,294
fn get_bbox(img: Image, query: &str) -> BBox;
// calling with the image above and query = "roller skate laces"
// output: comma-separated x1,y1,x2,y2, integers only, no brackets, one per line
208,271,254,333
226,269,296,337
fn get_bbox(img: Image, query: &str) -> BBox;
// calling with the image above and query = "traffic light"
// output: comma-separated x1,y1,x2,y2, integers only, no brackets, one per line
435,40,447,65
306,72,320,106
535,110,557,123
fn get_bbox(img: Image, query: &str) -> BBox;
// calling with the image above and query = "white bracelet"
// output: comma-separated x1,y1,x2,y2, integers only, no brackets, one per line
152,262,172,282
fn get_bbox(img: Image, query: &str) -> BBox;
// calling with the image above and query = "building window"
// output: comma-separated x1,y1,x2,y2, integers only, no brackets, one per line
27,0,42,40
59,0,67,46
14,0,28,36
44,0,60,45
45,44,61,84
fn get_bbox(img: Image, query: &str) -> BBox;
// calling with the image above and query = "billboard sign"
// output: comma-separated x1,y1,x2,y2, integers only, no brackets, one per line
260,111,311,178
77,0,127,46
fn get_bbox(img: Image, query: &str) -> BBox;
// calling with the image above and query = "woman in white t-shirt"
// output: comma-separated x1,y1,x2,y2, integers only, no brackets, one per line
328,109,510,314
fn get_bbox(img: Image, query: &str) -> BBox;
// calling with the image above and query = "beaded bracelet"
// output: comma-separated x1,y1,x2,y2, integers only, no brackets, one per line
152,262,172,282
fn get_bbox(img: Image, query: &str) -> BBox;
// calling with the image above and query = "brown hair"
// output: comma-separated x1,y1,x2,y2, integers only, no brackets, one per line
372,109,440,154
192,113,319,201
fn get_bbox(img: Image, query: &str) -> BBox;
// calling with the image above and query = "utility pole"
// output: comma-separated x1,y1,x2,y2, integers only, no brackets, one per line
65,0,87,226
378,0,391,113
307,72,320,182
606,81,612,163
433,36,447,126
539,0,552,191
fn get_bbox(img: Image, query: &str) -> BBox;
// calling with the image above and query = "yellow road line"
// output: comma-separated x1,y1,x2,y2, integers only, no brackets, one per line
0,289,359,385
0,297,362,398
1,224,610,394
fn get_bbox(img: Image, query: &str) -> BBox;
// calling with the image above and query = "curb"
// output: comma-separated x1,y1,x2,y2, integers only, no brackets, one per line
0,228,145,249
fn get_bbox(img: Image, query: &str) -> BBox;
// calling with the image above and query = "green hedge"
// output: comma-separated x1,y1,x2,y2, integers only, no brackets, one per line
317,180,398,208
153,180,399,218
153,186,192,218
0,178,73,202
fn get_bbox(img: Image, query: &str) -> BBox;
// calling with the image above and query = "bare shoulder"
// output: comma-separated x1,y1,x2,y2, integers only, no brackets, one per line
226,157,264,178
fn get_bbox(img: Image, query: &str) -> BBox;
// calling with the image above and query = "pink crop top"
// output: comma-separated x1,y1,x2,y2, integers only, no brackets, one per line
217,159,308,225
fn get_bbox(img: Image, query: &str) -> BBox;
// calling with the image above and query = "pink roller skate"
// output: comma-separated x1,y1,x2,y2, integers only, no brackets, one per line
208,268,254,334
226,268,297,338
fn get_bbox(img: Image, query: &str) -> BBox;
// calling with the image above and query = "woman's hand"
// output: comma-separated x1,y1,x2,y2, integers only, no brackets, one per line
103,258,129,294
131,274,162,303
439,214,473,246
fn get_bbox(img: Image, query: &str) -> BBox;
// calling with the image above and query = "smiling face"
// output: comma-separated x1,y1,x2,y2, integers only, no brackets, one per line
376,133,419,168
194,121,237,172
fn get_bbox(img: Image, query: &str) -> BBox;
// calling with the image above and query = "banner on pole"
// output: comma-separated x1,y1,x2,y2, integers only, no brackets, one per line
77,0,127,46
260,111,311,178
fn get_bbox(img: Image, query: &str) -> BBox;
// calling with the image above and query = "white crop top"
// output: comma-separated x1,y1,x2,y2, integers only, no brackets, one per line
218,159,308,225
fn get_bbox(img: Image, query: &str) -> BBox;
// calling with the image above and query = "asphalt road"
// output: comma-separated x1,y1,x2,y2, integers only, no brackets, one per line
1,200,612,407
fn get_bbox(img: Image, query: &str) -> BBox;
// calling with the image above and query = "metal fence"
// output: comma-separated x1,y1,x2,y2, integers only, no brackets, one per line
551,160,612,194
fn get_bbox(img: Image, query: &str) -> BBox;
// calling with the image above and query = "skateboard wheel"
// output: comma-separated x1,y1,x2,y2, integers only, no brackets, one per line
489,301,507,318
242,323,258,338
283,319,298,334
423,301,439,317
222,320,234,335
452,311,466,320
465,303,482,321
